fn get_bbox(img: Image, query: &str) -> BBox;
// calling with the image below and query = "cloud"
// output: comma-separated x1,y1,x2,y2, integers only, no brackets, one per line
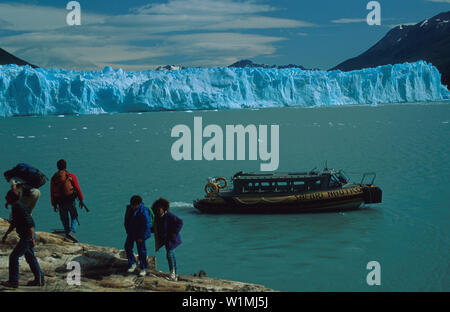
331,18,368,24
0,0,314,70
0,3,104,31
425,0,450,3
131,0,276,15
331,17,399,25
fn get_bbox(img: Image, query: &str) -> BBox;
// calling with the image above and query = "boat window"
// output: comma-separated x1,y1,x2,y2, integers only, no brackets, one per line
308,179,321,190
338,171,349,183
329,175,341,188
275,181,289,192
293,181,305,191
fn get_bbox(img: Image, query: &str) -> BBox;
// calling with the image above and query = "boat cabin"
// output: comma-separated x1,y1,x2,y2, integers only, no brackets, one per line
231,170,349,195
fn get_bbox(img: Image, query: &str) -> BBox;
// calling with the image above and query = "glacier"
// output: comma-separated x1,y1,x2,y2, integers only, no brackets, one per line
0,60,449,117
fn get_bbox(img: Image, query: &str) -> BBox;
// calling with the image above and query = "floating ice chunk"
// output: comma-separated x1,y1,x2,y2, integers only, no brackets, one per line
171,201,193,208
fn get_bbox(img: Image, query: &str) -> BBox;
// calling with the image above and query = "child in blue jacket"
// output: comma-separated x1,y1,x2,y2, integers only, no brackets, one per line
152,198,183,281
124,195,151,276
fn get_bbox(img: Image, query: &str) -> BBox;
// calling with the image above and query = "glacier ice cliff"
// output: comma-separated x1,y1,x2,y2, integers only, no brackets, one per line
0,61,449,117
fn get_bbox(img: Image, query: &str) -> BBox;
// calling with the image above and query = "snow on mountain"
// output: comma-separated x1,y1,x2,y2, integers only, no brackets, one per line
0,61,448,117
332,11,450,87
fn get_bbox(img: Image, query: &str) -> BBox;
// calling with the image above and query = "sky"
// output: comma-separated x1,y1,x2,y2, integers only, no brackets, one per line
0,0,449,71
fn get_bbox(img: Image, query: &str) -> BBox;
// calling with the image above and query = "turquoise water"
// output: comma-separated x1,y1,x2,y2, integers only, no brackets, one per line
0,103,449,291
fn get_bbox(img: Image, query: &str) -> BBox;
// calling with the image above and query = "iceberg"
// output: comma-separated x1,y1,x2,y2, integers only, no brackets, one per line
0,61,448,117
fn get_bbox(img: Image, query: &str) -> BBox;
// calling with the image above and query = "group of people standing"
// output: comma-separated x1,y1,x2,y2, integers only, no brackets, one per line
1,160,183,288
124,196,183,281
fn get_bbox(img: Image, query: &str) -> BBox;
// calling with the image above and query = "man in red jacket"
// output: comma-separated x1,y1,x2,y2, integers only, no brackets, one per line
50,159,84,241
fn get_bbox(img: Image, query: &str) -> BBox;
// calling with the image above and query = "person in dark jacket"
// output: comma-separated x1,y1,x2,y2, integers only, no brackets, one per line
152,198,183,281
124,195,151,276
1,190,44,288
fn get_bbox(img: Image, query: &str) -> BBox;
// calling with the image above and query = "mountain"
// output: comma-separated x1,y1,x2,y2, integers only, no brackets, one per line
0,48,37,68
332,11,450,87
155,64,186,71
228,59,311,70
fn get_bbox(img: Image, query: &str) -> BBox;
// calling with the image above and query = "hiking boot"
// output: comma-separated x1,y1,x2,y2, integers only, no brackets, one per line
65,233,78,243
26,276,45,287
127,264,137,273
170,270,177,281
139,269,147,277
1,280,19,288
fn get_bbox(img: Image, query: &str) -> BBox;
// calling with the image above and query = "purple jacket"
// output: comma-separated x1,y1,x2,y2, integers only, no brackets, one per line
156,211,183,250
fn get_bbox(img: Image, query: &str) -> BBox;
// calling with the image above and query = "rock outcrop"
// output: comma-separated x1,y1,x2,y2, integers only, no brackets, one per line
0,218,273,292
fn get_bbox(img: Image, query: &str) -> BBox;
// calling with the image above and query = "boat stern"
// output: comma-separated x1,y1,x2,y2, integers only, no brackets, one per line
363,185,382,204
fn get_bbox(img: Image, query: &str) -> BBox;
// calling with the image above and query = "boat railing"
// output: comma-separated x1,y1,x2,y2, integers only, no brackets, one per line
360,172,376,185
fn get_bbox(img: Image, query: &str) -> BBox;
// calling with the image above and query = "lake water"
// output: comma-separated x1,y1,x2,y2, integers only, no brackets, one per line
0,102,449,291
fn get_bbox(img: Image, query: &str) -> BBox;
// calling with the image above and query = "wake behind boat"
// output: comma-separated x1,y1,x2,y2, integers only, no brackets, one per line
193,168,382,214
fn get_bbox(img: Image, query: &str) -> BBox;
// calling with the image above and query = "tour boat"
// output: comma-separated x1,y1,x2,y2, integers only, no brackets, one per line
193,168,382,214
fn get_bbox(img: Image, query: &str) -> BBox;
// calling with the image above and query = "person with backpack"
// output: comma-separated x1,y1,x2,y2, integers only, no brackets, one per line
151,198,183,281
124,195,152,277
3,163,47,214
1,190,44,288
50,159,84,241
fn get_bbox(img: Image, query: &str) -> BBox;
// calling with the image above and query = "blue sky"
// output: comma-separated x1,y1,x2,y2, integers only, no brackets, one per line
0,0,449,70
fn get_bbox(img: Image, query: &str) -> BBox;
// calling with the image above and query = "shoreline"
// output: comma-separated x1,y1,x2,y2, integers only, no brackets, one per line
0,218,274,292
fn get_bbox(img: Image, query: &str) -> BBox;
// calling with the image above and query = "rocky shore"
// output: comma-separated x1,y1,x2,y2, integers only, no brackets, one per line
0,218,273,292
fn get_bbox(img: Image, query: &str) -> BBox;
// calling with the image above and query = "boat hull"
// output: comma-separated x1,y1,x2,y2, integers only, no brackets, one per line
193,185,381,214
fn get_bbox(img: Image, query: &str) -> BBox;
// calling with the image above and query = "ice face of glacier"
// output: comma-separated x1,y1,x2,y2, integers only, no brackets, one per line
0,61,448,116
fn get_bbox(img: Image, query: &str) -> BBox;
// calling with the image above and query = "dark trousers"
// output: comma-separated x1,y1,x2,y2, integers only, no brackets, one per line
58,199,78,234
166,245,177,273
124,236,148,269
9,237,43,282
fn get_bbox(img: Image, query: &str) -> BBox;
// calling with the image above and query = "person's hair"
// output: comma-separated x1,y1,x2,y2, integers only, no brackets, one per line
5,190,20,204
130,195,143,206
152,197,170,212
57,159,67,170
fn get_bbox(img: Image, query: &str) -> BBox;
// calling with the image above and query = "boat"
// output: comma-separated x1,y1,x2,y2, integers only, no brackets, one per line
193,167,382,214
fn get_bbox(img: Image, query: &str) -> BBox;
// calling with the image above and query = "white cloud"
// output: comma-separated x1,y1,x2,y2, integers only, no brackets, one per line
0,0,314,70
331,18,367,24
425,0,450,3
0,3,104,31
132,0,276,15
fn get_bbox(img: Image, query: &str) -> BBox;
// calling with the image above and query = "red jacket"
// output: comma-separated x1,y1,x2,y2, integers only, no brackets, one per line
50,171,84,206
